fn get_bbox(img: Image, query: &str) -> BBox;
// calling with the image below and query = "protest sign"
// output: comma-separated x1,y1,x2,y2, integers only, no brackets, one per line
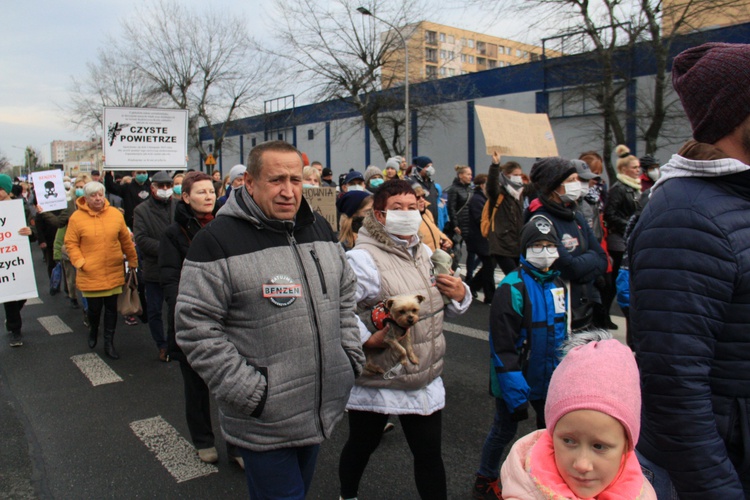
474,106,558,158
304,187,337,231
31,169,67,212
103,107,189,170
0,200,39,303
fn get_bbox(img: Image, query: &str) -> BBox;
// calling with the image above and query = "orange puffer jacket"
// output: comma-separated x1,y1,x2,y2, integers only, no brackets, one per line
64,197,138,292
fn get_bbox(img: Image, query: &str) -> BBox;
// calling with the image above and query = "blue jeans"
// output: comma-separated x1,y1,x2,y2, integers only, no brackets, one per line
144,281,166,349
239,444,320,499
477,398,545,478
636,449,680,500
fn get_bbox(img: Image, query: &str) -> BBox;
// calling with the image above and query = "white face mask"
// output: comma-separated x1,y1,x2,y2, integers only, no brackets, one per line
525,247,559,270
559,181,582,203
156,188,173,200
63,181,72,190
509,175,523,186
423,166,436,179
384,209,422,237
347,184,365,192
647,167,660,181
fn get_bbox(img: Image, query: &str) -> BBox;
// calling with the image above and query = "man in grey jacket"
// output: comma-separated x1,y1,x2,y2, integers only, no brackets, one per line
176,140,364,499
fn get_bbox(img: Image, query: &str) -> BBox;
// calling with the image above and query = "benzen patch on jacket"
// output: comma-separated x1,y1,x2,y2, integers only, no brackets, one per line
560,233,579,252
262,275,302,307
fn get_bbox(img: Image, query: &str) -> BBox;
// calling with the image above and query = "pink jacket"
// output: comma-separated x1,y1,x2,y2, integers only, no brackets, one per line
501,430,657,500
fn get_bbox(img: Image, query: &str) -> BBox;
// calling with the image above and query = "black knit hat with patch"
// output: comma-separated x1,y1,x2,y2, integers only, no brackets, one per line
520,215,559,250
530,157,577,196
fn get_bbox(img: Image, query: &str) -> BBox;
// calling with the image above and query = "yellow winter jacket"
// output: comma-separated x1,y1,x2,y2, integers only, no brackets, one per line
64,197,138,292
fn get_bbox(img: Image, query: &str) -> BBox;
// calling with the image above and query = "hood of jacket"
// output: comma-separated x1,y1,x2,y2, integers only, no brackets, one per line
652,140,750,192
216,185,316,233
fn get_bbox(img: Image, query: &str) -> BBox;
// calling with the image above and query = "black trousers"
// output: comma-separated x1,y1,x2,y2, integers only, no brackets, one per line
493,255,519,276
87,295,118,332
339,410,446,500
3,300,26,332
178,360,215,450
470,255,497,302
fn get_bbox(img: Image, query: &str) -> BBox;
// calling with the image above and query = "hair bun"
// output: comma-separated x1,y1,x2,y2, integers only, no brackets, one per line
615,144,631,158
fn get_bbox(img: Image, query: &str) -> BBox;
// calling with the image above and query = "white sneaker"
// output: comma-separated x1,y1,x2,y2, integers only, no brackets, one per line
197,447,218,463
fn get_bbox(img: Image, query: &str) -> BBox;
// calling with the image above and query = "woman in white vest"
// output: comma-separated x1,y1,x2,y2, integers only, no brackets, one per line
338,179,472,500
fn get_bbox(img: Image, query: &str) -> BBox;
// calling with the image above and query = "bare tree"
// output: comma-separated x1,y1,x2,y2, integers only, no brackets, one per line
472,0,747,176
0,151,11,173
272,0,431,160
68,0,281,162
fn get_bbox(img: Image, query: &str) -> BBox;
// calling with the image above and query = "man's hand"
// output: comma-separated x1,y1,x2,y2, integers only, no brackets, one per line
36,205,44,213
39,242,47,249
492,151,500,165
436,274,466,302
18,227,32,237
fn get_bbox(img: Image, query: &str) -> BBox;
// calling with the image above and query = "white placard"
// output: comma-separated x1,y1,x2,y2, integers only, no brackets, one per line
103,107,188,170
0,200,39,303
475,106,559,158
31,169,68,212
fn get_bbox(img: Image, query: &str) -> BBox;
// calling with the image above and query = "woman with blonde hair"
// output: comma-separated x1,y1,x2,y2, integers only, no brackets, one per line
414,185,452,253
303,166,321,187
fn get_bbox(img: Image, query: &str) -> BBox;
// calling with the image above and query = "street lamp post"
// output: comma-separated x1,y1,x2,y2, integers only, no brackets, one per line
357,7,410,158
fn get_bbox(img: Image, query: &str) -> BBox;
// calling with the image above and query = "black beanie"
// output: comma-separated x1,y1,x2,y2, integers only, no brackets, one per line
520,215,558,250
529,157,577,195
672,43,750,144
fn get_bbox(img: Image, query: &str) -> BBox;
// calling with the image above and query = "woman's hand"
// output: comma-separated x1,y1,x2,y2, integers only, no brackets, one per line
363,325,392,349
36,205,44,213
18,227,32,237
436,274,466,302
440,238,453,251
491,151,500,165
454,227,462,235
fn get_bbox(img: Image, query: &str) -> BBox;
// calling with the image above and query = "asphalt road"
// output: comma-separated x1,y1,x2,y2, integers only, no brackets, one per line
0,249,624,499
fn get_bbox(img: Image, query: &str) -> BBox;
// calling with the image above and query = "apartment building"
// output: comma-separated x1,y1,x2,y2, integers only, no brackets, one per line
50,140,98,163
381,21,554,87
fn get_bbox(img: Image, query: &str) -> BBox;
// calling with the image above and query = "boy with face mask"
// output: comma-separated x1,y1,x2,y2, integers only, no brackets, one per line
472,215,568,500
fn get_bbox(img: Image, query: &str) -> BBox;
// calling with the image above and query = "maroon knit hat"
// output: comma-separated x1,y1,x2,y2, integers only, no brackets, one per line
672,43,750,144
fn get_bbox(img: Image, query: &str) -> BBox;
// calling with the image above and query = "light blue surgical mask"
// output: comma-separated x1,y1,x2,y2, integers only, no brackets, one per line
75,188,85,198
135,173,148,184
369,178,384,189
172,185,182,196
303,183,316,189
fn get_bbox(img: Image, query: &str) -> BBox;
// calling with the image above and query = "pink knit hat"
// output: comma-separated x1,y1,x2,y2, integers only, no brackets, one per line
545,339,641,450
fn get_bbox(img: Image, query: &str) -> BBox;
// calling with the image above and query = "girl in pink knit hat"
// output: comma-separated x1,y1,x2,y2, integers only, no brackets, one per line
500,333,656,499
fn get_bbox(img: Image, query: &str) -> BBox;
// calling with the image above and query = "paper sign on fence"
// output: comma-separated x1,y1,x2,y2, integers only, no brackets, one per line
0,200,39,303
475,106,558,158
31,169,68,212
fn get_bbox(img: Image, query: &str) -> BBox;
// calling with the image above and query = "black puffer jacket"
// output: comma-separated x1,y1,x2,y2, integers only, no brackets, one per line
465,187,489,257
447,177,472,236
603,180,639,252
104,174,151,229
159,201,210,361
133,195,178,282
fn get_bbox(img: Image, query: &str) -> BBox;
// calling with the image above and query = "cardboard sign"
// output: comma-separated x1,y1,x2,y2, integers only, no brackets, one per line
103,107,189,170
475,106,559,158
304,187,337,231
31,169,67,212
0,200,39,303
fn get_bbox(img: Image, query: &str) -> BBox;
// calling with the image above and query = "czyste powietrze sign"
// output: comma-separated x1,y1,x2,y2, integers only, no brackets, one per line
103,107,188,171
0,200,38,303
30,169,67,212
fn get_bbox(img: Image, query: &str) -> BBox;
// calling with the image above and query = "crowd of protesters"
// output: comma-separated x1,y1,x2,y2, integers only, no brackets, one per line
2,42,749,500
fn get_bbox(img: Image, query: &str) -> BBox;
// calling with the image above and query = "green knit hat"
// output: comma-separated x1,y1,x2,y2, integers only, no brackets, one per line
0,174,12,196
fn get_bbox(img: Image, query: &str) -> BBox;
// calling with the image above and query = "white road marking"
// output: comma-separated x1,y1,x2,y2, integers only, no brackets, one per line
71,353,123,386
443,322,487,340
26,297,43,305
130,416,218,483
37,315,72,335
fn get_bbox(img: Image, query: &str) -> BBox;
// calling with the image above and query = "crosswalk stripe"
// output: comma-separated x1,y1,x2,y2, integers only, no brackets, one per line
130,416,218,483
443,322,487,341
26,297,43,305
37,315,73,335
71,353,123,386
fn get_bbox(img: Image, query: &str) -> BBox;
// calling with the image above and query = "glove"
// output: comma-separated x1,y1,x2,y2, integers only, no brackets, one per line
510,405,529,422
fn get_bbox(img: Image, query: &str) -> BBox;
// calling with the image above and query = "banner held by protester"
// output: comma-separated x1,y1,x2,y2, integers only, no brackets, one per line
0,200,38,303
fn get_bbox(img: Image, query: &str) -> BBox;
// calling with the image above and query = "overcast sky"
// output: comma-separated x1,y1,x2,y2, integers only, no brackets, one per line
0,0,533,166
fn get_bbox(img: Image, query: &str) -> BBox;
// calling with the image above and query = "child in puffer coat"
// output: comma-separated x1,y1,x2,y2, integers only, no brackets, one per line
500,333,656,499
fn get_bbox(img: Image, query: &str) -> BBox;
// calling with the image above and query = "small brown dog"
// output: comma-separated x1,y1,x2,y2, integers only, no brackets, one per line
359,294,425,375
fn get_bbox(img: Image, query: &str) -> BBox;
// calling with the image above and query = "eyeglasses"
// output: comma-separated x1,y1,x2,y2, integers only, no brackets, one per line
416,195,425,200
528,243,556,254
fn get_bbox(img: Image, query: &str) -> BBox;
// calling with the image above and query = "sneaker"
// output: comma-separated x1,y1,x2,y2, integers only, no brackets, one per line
159,348,169,362
9,331,23,347
231,455,245,469
82,310,90,328
124,316,138,326
70,298,80,309
472,474,501,500
197,447,218,464
383,422,395,434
